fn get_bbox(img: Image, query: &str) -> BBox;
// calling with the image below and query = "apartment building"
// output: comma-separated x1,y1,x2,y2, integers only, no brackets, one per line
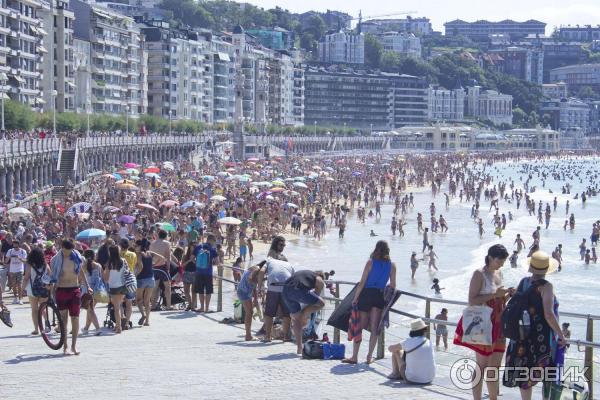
362,16,432,36
428,86,465,122
558,25,600,42
444,19,546,40
542,82,568,99
466,86,513,126
71,0,146,116
540,98,590,133
211,35,234,124
318,31,364,64
0,0,45,108
39,0,75,112
380,32,421,59
549,63,600,91
489,46,544,84
267,51,296,125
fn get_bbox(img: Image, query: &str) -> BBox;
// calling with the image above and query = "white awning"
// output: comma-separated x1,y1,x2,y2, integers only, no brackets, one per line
36,27,48,36
10,75,25,83
36,97,45,104
66,81,76,88
216,52,230,62
113,91,120,98
29,26,39,35
36,46,47,54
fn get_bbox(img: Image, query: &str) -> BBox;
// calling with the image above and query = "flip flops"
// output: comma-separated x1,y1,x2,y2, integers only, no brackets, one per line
341,358,357,364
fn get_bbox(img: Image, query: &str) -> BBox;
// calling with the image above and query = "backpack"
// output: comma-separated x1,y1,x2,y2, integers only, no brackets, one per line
31,265,49,298
501,278,546,340
302,340,324,359
196,248,210,272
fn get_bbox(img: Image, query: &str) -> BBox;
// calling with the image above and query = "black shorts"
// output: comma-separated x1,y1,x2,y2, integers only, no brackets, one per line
264,290,289,318
357,288,385,312
194,274,213,295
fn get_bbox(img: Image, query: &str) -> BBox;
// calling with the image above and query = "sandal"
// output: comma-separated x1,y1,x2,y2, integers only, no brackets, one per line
341,358,357,364
138,316,145,326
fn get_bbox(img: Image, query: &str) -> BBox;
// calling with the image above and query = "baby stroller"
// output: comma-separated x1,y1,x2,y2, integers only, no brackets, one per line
153,262,188,311
103,302,133,330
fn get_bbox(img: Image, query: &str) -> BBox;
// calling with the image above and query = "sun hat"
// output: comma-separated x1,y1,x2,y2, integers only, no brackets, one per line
409,318,427,332
527,250,559,275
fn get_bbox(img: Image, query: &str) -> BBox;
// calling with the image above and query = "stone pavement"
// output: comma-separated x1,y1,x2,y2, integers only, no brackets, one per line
0,294,525,400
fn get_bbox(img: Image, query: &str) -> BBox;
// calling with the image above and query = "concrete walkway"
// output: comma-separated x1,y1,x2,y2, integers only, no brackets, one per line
0,298,499,400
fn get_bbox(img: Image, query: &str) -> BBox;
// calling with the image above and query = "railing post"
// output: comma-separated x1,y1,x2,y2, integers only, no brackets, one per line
425,298,431,340
585,316,594,399
333,282,340,344
377,329,385,359
217,265,223,312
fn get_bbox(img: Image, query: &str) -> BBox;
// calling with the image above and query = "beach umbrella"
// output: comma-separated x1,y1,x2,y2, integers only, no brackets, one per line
256,181,273,187
103,173,116,179
211,195,226,202
286,203,299,208
117,215,135,224
103,205,120,213
271,180,285,186
160,200,178,208
218,217,242,225
265,195,275,201
163,164,175,171
125,168,140,175
115,179,137,185
136,203,159,212
352,171,362,177
112,173,123,180
66,202,92,216
270,187,285,193
224,162,236,168
155,222,176,232
226,167,236,173
180,200,204,209
247,157,259,162
203,175,215,181
124,162,139,168
293,176,306,182
7,207,33,220
77,213,91,221
145,172,161,179
76,228,106,241
116,183,138,191
144,167,160,173
217,171,230,177
128,176,140,181
293,182,308,189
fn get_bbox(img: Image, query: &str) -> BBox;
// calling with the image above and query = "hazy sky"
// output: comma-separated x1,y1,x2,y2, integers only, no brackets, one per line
244,0,600,33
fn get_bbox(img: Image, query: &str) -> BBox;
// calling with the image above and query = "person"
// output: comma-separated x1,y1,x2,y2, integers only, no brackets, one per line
434,308,448,350
236,263,262,341
428,245,439,271
387,318,436,384
135,238,162,326
193,233,218,313
21,247,50,335
256,257,294,342
181,242,196,311
281,269,326,355
342,240,396,364
103,245,127,334
454,244,511,400
410,252,418,280
506,251,566,400
232,257,243,284
119,238,137,328
510,251,518,268
431,278,443,295
80,249,101,335
49,239,91,355
150,230,174,310
5,240,27,304
267,236,287,261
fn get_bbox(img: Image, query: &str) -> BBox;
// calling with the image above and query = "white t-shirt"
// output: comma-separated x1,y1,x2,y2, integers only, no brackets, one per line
6,248,27,273
402,336,436,384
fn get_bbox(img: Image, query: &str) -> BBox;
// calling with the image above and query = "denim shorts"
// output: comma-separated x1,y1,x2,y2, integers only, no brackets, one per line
137,277,155,289
281,286,320,315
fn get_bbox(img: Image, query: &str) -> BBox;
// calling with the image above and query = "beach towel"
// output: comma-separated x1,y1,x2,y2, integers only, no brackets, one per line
326,284,358,333
348,304,362,343
376,286,401,335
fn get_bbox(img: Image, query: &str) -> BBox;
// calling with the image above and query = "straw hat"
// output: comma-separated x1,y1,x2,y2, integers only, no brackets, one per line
527,251,558,275
410,318,427,332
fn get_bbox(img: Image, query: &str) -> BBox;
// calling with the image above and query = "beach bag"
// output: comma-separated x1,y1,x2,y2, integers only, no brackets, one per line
196,248,210,272
302,340,324,360
460,305,493,346
30,266,49,298
322,343,345,360
93,283,109,304
501,279,546,340
233,300,245,323
122,263,137,295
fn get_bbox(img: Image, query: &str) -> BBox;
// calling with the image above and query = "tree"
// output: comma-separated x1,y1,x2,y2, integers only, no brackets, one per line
527,111,539,128
304,14,326,39
3,100,36,131
541,113,552,128
577,85,596,99
513,107,527,127
364,33,383,68
300,32,316,53
380,51,401,72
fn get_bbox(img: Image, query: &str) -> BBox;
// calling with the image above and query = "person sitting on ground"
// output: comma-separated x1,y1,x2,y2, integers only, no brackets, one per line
388,318,436,384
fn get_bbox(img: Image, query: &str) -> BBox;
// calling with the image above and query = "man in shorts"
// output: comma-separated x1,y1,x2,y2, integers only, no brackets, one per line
150,230,174,310
49,239,91,355
257,257,294,342
5,240,27,304
193,234,218,312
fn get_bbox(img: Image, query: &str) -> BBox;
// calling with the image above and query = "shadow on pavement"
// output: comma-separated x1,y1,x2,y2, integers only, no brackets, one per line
216,340,275,348
330,363,371,375
4,353,65,364
258,352,300,361
165,312,197,320
0,334,39,340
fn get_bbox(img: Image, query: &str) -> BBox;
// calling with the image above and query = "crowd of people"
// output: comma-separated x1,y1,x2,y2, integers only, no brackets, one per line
0,148,597,399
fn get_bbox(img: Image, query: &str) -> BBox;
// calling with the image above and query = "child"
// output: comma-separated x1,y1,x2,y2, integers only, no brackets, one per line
239,236,248,262
236,263,262,341
232,257,243,285
246,238,253,260
431,278,443,295
509,251,518,268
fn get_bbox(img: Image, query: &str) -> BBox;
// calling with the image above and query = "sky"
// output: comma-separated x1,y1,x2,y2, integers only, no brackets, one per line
243,0,600,33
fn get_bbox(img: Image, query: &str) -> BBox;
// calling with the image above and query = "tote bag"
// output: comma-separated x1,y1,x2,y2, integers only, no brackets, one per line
460,305,493,346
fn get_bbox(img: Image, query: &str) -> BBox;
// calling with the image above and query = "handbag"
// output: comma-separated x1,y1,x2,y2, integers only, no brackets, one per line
302,340,324,359
80,292,93,309
460,305,493,346
322,343,345,360
93,285,109,303
122,262,137,295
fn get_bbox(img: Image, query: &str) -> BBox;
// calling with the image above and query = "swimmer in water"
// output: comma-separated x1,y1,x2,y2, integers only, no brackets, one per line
369,230,377,237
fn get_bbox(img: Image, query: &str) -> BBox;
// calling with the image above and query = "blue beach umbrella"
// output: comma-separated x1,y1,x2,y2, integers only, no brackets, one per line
75,228,107,241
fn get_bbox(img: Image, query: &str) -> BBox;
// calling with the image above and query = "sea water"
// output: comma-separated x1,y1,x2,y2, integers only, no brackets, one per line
277,157,600,367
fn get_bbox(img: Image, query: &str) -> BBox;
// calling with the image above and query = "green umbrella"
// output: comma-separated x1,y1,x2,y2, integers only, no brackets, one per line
155,222,176,232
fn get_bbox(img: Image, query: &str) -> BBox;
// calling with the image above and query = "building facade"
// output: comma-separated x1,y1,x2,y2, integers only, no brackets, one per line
71,0,146,116
542,82,568,99
361,17,433,36
444,19,546,40
380,32,421,58
428,86,465,122
466,86,513,126
540,98,590,133
489,46,543,84
558,25,600,42
318,31,364,64
246,27,294,51
549,63,600,91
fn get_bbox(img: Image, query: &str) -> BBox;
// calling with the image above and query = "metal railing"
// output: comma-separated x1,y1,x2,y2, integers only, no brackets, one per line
212,271,599,398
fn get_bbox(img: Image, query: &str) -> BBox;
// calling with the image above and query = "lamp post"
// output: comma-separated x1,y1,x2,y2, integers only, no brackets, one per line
370,123,373,136
168,110,172,135
314,120,316,138
125,105,130,136
0,72,7,134
86,103,90,137
51,89,57,134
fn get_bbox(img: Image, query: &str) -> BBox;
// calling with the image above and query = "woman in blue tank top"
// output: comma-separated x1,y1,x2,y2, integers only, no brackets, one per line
342,240,396,364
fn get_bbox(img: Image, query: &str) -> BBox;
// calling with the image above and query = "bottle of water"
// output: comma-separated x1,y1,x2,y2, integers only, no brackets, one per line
522,310,531,337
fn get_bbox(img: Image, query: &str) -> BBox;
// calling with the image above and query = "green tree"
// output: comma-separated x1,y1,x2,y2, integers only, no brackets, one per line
300,32,316,53
577,85,596,99
303,14,326,39
56,112,81,132
527,111,539,127
380,51,401,72
3,100,36,131
364,33,383,68
513,107,527,127
541,113,552,127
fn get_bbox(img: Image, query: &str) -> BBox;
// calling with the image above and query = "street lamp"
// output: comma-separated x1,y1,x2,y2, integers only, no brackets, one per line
370,123,373,136
0,72,7,134
86,102,90,137
51,90,57,134
168,110,172,135
314,120,317,138
125,105,130,136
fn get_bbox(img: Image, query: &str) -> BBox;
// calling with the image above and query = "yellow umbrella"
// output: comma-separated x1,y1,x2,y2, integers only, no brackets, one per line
116,183,138,191
185,179,199,188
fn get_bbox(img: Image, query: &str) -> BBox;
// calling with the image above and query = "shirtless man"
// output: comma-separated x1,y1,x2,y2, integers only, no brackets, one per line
514,234,526,253
150,230,173,310
49,239,91,355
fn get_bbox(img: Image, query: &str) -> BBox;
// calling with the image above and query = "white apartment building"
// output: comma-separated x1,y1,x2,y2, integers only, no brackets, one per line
0,0,45,108
466,86,513,126
428,86,465,121
211,36,234,124
380,32,421,58
540,98,590,133
267,51,296,125
292,56,304,126
39,0,75,112
542,82,568,99
71,0,146,116
318,31,364,64
362,17,433,36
